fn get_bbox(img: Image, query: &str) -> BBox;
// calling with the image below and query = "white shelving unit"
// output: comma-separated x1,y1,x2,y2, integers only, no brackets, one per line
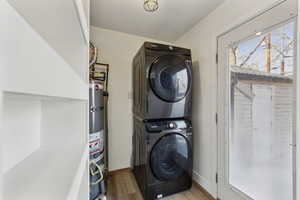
1,0,88,99
6,0,90,81
0,0,90,199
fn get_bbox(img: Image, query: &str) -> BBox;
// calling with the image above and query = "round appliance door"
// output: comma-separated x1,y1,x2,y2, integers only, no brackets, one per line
149,55,192,103
150,133,192,181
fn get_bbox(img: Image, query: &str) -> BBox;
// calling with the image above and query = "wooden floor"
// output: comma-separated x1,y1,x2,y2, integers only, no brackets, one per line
107,170,212,200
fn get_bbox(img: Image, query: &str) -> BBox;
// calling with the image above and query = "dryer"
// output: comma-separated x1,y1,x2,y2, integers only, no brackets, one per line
133,42,193,120
132,118,193,200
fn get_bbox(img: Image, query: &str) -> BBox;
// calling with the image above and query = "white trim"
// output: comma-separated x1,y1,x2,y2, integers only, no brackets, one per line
74,0,89,43
216,0,287,38
296,3,300,199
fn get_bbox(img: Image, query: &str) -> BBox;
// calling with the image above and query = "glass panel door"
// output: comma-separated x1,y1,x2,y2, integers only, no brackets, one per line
229,21,295,200
217,1,297,200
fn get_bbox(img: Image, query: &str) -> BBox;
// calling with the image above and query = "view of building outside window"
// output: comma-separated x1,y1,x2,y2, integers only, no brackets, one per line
229,22,294,76
229,21,294,200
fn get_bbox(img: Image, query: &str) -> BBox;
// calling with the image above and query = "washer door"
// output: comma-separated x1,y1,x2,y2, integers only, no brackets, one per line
150,133,192,181
149,55,192,103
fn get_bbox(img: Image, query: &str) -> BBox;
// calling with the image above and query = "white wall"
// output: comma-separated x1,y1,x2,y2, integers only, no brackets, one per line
0,92,3,200
175,0,280,197
90,27,172,171
297,1,300,197
0,43,3,199
41,100,87,148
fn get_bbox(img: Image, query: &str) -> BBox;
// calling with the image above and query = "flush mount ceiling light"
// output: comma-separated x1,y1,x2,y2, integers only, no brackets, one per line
144,0,159,12
255,31,263,36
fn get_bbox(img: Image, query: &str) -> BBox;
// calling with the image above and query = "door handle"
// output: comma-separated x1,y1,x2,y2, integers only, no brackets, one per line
289,144,296,147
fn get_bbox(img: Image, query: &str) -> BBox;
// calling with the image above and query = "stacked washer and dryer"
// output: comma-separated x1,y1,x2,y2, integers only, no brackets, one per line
132,42,193,200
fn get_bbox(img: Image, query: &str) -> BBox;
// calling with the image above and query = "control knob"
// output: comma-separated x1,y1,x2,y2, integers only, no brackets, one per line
168,122,175,129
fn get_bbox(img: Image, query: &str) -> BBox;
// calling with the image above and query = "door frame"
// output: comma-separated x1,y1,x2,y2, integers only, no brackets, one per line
216,0,298,199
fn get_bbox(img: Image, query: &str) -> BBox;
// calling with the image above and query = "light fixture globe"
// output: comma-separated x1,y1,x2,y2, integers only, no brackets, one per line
144,0,159,12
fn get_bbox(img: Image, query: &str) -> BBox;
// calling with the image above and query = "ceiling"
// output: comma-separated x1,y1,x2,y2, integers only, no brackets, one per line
90,0,225,42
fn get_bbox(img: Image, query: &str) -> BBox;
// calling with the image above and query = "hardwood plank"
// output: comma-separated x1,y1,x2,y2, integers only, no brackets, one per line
128,171,144,199
107,170,214,200
108,168,132,176
192,181,215,200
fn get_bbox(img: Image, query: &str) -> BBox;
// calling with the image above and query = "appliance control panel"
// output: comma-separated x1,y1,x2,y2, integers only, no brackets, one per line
146,120,192,132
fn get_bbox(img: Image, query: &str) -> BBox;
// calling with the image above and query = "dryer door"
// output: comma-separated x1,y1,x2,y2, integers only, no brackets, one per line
149,55,192,103
150,133,192,181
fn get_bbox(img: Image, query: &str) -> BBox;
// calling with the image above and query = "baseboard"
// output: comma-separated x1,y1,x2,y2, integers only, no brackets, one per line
108,167,132,176
192,171,216,200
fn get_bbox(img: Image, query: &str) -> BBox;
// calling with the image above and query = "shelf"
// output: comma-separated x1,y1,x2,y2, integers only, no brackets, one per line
4,146,87,200
2,93,88,199
0,0,90,199
4,144,88,200
0,1,88,100
5,0,89,80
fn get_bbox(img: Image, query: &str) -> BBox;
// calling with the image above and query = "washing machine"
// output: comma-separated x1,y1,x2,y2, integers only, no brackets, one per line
133,42,193,120
132,118,193,200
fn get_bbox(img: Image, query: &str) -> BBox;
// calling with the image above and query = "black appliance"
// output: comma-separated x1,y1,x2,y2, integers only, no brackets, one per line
133,42,193,120
133,118,193,200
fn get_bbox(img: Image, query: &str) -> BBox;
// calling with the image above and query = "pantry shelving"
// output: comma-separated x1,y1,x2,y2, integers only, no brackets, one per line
0,0,90,199
4,144,88,200
1,0,88,100
2,93,89,200
5,0,90,82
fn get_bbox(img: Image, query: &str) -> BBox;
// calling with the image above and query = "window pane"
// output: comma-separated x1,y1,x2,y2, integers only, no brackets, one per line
229,21,294,200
